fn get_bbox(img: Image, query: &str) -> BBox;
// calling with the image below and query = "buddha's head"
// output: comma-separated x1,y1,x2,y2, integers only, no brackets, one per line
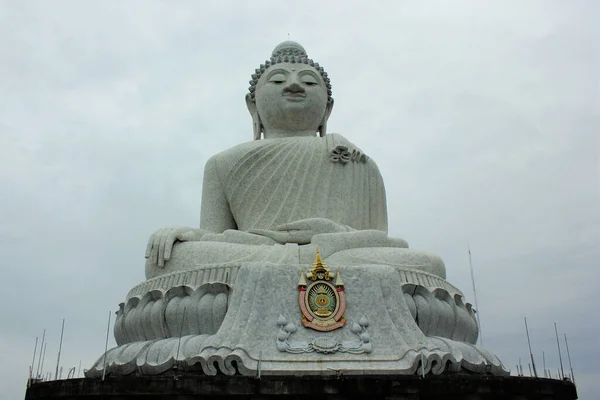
246,41,334,140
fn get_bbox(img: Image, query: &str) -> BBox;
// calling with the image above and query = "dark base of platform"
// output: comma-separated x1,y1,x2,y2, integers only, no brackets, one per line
25,373,578,400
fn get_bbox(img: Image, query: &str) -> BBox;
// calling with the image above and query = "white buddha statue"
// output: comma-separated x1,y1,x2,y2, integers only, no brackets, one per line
87,42,506,378
144,41,445,280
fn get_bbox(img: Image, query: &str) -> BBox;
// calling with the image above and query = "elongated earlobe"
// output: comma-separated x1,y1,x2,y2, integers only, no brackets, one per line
253,119,262,140
318,122,327,137
318,98,334,137
246,93,263,140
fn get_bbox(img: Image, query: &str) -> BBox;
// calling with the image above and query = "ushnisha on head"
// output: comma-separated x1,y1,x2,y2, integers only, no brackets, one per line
246,41,334,140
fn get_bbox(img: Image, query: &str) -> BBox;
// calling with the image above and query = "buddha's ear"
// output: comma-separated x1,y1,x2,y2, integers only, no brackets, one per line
246,93,262,140
318,98,334,137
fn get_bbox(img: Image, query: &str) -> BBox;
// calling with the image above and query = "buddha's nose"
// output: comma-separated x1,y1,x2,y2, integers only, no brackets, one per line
284,81,304,93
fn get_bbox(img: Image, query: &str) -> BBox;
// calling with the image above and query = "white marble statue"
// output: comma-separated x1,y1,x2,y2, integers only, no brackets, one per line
144,41,445,280
86,42,507,378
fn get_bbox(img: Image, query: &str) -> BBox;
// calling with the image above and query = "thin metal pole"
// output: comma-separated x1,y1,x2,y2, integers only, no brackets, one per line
39,342,47,380
564,334,575,384
175,307,187,367
518,357,523,376
102,311,111,381
543,351,547,378
524,317,538,377
554,322,564,379
36,329,46,379
468,246,483,345
528,363,532,377
77,360,82,378
30,337,38,381
55,318,65,380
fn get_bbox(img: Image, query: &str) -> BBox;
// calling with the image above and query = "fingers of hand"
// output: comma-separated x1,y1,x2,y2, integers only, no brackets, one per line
176,230,198,242
250,229,312,244
276,218,330,233
249,229,277,238
291,230,312,244
150,235,160,266
164,230,180,261
145,232,156,258
158,230,170,267
276,222,305,231
249,229,289,243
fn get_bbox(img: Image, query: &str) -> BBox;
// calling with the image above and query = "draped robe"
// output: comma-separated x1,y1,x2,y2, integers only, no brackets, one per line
208,134,387,233
147,134,445,280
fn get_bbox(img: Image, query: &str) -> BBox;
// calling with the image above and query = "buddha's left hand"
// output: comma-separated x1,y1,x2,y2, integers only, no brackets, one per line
249,218,352,244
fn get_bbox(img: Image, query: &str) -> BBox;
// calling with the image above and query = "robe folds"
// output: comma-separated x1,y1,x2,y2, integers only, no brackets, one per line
207,134,388,233
147,133,444,280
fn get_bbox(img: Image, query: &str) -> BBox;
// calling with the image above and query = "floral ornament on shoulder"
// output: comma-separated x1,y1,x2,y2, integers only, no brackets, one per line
329,145,368,164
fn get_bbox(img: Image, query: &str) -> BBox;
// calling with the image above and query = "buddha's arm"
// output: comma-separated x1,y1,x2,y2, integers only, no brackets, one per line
375,164,389,233
145,156,236,268
199,155,237,233
249,218,354,244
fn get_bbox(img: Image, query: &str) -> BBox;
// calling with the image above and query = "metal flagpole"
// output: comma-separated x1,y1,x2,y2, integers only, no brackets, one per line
564,334,575,384
39,342,47,380
468,246,483,345
102,311,112,381
30,337,38,382
542,351,547,378
518,358,523,376
554,322,564,379
55,319,65,380
36,329,46,379
524,317,538,377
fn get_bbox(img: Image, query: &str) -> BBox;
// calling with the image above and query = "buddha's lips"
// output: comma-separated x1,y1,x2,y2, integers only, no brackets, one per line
283,93,306,100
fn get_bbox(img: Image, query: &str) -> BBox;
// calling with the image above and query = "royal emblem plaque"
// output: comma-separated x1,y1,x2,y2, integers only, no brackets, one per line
298,250,346,331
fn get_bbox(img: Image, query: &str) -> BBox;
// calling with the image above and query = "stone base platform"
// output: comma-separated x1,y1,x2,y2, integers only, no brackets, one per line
26,374,577,399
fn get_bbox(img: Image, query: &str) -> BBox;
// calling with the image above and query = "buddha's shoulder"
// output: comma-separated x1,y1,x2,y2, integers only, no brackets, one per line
209,136,324,162
326,133,358,149
210,141,261,159
206,134,375,168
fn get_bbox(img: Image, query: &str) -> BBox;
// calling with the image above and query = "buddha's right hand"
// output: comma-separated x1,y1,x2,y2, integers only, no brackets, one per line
145,227,206,267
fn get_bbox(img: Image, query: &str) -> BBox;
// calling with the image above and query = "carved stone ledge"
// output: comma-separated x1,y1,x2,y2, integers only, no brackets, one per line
116,264,477,348
89,262,503,378
115,283,230,345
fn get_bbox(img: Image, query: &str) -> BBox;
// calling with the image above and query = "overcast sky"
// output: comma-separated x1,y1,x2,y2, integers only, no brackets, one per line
1,1,598,399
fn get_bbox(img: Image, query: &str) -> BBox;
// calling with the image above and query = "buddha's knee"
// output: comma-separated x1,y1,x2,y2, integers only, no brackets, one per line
145,241,269,280
324,247,446,279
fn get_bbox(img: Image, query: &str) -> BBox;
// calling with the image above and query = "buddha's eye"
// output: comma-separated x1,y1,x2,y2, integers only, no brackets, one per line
301,76,319,86
269,74,286,84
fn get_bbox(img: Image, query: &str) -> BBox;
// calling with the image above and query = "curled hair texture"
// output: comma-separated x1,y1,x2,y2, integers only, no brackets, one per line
248,42,333,102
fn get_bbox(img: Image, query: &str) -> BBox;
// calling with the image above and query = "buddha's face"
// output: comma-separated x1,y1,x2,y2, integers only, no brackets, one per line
253,63,329,135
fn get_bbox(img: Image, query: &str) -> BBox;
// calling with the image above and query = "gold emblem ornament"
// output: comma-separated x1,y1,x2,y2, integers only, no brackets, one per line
298,249,346,331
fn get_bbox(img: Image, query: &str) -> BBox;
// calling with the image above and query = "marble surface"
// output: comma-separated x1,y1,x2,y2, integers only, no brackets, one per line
87,41,507,378
87,262,506,377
